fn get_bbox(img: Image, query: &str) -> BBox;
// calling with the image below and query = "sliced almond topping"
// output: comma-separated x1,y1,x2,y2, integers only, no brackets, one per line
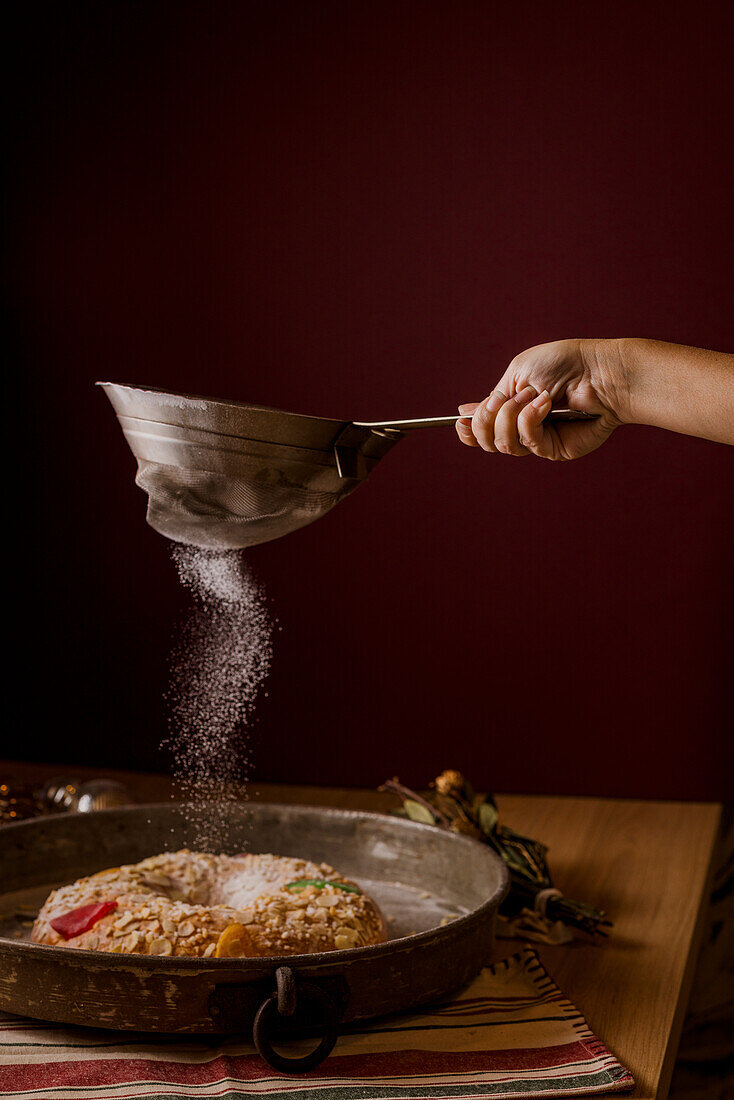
142,872,172,889
149,937,173,956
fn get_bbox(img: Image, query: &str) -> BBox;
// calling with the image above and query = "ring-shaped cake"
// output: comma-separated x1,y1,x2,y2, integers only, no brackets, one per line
31,850,387,958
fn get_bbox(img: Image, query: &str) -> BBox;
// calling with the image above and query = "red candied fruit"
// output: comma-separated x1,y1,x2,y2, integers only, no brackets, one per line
50,900,118,941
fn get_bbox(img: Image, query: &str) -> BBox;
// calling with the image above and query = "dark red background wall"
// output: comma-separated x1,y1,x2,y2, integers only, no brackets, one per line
8,1,733,799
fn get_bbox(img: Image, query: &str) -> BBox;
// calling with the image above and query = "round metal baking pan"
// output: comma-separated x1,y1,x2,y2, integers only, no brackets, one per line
0,803,508,1053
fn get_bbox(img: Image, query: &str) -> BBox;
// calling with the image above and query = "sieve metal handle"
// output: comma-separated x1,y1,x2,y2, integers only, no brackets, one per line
354,409,598,431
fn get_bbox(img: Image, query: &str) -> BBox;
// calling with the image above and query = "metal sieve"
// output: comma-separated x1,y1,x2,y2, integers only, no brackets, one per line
99,382,596,549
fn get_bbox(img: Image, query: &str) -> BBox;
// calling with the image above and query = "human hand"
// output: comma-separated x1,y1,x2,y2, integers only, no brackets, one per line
456,338,625,460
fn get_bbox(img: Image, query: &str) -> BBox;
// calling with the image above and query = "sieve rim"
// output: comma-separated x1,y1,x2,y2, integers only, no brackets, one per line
97,381,351,430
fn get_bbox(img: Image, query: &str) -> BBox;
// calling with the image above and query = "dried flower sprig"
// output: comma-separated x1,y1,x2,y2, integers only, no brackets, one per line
380,771,611,937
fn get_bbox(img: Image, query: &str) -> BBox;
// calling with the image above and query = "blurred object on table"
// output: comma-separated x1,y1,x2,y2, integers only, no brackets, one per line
0,778,48,823
0,775,131,825
41,777,82,811
76,779,129,812
41,777,130,813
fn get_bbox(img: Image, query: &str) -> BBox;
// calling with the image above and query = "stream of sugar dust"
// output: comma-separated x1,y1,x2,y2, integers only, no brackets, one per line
165,547,273,847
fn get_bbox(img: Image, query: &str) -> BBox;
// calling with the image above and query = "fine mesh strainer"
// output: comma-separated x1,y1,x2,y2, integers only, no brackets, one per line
99,382,596,549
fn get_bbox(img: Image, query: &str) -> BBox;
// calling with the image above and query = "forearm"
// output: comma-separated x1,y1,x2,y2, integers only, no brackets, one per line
593,338,734,445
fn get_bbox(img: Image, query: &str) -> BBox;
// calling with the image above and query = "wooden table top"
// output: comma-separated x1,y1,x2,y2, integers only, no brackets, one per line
1,760,721,1100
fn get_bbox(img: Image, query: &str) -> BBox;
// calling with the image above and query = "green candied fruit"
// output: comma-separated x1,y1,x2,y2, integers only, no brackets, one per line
284,878,362,895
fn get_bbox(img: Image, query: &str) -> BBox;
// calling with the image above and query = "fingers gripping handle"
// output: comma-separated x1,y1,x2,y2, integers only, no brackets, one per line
334,408,598,476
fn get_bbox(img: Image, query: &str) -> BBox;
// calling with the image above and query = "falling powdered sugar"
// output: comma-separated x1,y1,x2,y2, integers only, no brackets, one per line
164,546,273,848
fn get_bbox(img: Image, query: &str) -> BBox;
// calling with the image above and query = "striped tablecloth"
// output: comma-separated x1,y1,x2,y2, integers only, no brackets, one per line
0,947,634,1100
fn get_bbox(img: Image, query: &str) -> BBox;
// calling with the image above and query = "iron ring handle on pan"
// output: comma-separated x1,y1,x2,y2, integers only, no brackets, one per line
253,965,340,1073
354,409,599,431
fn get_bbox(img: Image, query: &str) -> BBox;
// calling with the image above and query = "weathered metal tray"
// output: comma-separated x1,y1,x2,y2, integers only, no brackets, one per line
0,803,508,1070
